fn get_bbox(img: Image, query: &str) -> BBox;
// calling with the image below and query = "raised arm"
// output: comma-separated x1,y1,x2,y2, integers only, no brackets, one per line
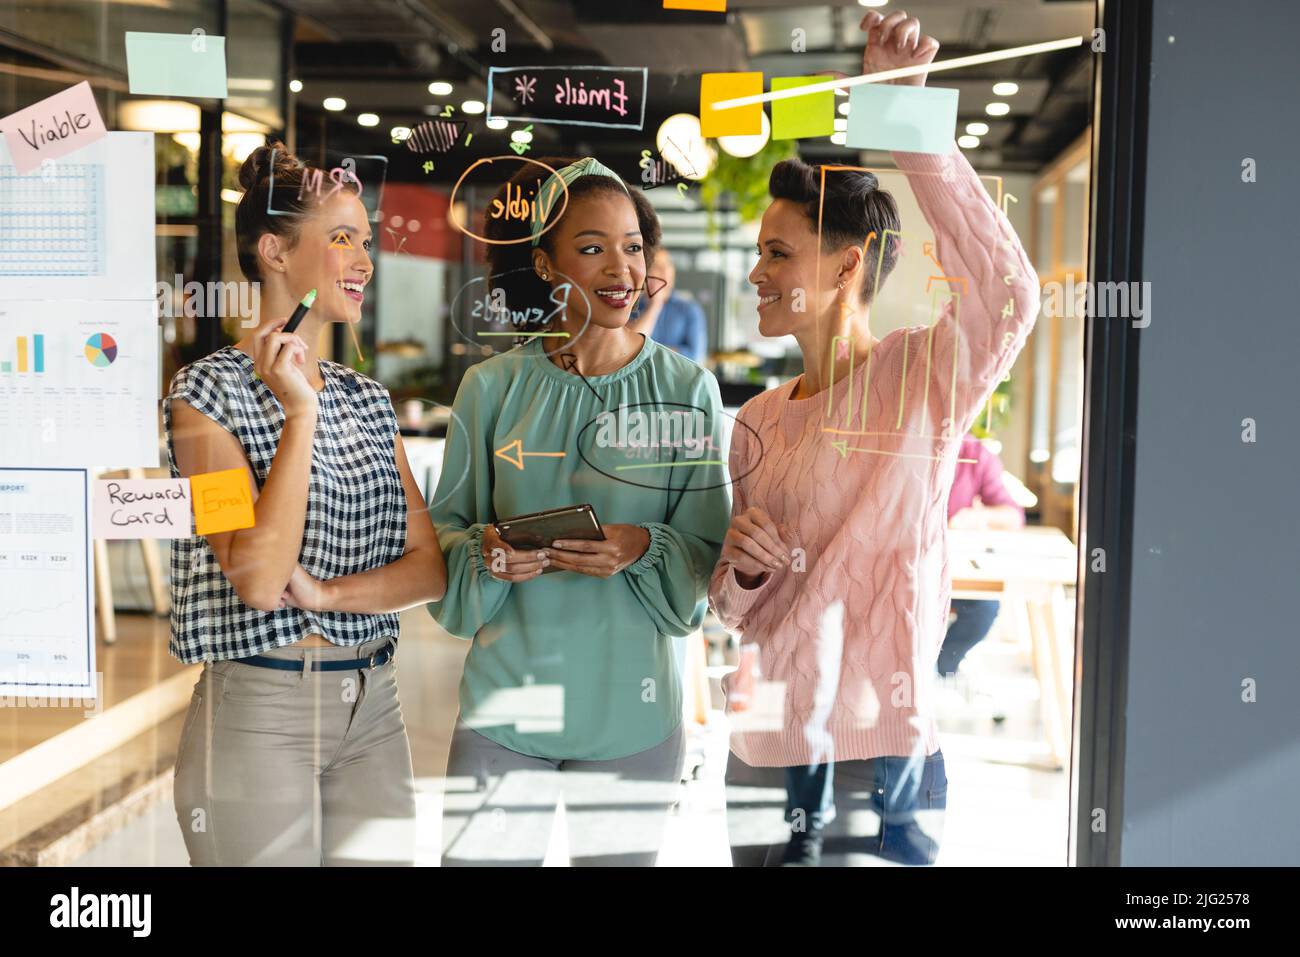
170,327,317,611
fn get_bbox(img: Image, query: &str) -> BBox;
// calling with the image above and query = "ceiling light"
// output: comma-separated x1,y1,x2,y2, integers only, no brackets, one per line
717,111,771,159
831,131,847,146
358,113,379,127
656,113,716,180
965,121,990,136
510,129,533,144
858,0,890,7
428,81,453,96
833,118,847,132
288,79,303,93
323,97,347,112
985,102,1011,116
838,102,851,116
958,135,980,149
391,126,411,141
461,100,485,115
486,116,509,130
992,81,1019,96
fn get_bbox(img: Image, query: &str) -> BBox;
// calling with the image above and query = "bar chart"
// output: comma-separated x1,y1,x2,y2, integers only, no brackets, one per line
0,333,46,374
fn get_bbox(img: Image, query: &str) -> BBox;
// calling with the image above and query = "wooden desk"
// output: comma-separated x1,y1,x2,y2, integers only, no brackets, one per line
948,527,1077,769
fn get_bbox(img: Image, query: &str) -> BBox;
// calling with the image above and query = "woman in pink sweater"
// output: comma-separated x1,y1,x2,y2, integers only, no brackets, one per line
709,10,1041,866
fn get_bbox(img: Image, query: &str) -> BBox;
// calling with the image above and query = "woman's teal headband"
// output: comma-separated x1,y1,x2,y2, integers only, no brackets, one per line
530,157,629,247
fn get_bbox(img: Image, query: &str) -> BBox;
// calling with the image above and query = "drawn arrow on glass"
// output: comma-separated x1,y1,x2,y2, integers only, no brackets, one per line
495,438,566,471
830,438,977,464
559,353,602,402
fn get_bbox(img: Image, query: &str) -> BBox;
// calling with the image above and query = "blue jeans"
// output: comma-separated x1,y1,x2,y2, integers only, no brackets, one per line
729,750,948,866
936,599,1001,676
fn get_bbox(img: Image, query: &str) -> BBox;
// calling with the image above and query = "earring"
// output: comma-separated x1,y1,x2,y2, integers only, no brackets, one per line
540,272,550,281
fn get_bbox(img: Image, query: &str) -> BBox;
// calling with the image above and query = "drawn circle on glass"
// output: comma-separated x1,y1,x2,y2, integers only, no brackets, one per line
448,155,569,246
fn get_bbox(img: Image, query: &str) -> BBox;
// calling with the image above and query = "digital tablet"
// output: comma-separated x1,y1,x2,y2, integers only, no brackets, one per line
495,504,605,563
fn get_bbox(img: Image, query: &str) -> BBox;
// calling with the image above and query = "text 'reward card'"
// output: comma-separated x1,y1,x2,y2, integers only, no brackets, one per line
125,32,228,98
846,83,958,155
699,72,763,138
0,82,107,175
93,478,192,539
771,77,835,140
190,468,255,536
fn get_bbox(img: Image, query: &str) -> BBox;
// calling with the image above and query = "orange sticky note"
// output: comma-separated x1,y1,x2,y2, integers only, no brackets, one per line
700,72,763,138
190,468,255,535
665,0,726,10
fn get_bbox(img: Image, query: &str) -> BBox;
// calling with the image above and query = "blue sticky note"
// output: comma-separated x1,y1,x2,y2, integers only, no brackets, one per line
125,32,228,98
845,84,958,154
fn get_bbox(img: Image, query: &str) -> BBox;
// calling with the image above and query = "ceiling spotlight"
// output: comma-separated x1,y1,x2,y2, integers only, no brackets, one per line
965,121,990,136
486,116,509,130
717,111,771,159
322,97,347,112
656,113,716,180
358,113,379,127
838,102,851,116
830,131,848,146
985,102,1011,116
958,135,980,149
858,0,890,7
461,100,485,115
428,81,453,96
992,81,1019,96
510,129,533,144
288,79,303,93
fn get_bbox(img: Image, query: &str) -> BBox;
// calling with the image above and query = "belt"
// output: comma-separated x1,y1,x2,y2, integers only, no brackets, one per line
235,639,397,672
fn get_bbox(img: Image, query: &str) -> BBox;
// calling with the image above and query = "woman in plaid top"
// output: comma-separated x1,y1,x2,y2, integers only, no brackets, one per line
164,143,446,866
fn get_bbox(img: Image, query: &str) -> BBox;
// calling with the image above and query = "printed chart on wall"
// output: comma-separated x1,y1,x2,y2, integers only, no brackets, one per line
0,299,159,467
0,132,155,301
0,468,95,698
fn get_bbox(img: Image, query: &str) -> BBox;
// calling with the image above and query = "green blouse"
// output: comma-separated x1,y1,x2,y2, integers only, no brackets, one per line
427,336,731,760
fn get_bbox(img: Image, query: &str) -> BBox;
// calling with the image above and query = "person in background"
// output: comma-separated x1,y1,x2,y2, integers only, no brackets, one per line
939,433,1026,675
778,433,1026,865
629,248,709,364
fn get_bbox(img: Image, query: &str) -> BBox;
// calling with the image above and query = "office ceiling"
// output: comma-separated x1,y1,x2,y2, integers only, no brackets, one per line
282,0,1095,180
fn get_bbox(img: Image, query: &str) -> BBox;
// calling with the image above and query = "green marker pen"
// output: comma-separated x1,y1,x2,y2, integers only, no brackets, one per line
283,288,317,335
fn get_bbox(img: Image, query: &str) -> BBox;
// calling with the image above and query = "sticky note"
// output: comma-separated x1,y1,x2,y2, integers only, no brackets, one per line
700,72,763,138
94,478,192,539
846,83,958,155
771,77,835,140
0,81,107,175
125,32,228,98
665,0,727,10
190,468,255,535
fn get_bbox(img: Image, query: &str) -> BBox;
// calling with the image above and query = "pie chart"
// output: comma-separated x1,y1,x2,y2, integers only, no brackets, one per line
84,333,118,367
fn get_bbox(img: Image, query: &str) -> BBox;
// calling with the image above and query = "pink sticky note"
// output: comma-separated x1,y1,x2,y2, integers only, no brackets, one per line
0,81,107,175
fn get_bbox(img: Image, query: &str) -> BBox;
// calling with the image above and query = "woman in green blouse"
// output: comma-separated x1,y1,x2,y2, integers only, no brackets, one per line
429,157,730,866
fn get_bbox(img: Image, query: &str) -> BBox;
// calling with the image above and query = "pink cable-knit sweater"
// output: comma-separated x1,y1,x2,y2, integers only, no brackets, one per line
709,146,1040,768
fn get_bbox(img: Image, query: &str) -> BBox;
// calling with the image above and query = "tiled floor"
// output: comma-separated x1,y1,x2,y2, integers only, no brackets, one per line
70,607,1068,867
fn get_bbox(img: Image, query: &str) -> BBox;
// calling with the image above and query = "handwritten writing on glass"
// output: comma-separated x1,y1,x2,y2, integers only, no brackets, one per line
514,74,537,105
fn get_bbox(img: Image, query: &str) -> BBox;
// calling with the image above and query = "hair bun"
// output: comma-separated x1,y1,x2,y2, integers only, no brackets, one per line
237,140,301,192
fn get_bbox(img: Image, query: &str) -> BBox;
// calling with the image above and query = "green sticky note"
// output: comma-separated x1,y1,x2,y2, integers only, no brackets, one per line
125,32,228,98
771,77,835,140
846,83,957,154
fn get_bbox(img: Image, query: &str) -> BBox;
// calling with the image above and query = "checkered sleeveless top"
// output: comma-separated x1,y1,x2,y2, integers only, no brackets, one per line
163,347,406,663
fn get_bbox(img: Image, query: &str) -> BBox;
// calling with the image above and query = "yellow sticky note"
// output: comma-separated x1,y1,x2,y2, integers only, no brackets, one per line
190,468,256,535
700,72,763,138
665,0,727,10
